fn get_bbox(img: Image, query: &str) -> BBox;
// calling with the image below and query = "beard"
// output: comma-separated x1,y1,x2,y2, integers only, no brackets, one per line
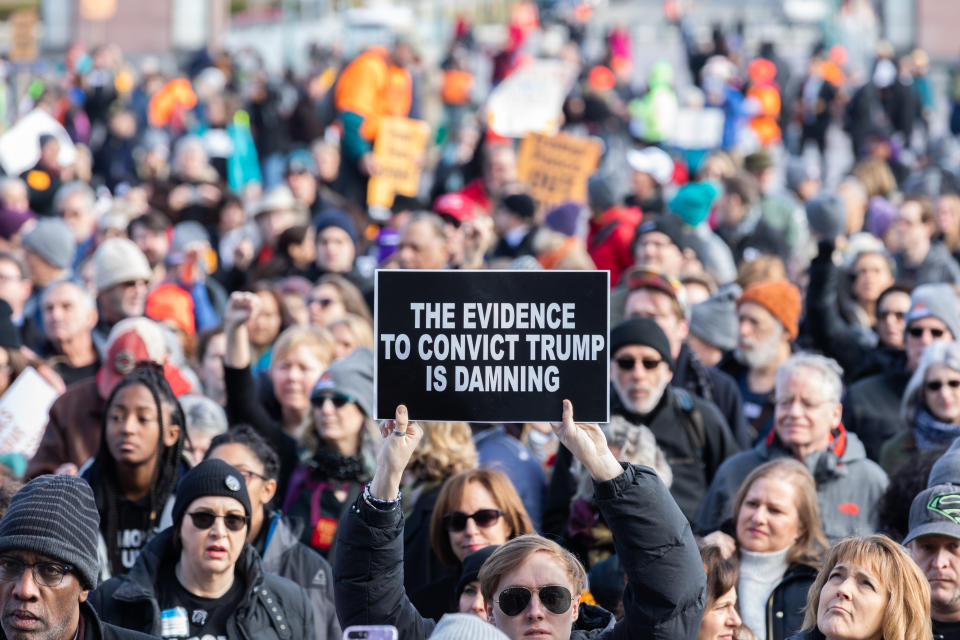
735,328,784,369
613,375,671,416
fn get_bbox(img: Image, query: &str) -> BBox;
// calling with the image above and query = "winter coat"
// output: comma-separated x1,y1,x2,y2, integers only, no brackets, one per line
842,367,911,461
673,343,751,447
0,601,157,640
26,378,105,478
695,426,888,543
259,512,340,640
587,205,642,288
763,563,819,640
334,464,706,640
89,528,314,640
895,241,960,287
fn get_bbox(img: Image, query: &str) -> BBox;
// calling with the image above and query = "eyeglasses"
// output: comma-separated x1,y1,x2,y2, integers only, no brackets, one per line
496,586,573,617
0,556,74,587
442,509,503,532
311,393,355,408
235,467,268,482
186,511,249,532
925,380,960,392
614,356,663,371
878,310,905,321
908,326,946,339
307,297,336,308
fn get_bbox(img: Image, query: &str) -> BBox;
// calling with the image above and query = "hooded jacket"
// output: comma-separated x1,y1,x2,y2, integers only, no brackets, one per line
695,425,888,543
89,528,314,640
842,366,912,461
334,464,706,640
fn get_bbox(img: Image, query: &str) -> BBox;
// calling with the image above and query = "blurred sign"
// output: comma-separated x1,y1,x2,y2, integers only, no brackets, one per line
485,59,576,138
9,9,39,62
0,109,78,176
516,132,602,210
367,117,431,208
669,107,725,150
0,367,60,459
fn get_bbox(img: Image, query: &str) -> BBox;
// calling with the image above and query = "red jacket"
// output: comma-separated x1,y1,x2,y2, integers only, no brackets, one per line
587,206,642,287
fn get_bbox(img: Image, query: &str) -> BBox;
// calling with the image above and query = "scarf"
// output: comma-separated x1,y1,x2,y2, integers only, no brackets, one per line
914,407,960,449
311,447,369,482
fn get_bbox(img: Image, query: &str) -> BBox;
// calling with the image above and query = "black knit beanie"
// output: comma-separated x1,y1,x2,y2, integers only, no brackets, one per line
610,317,675,370
171,459,251,527
0,475,101,589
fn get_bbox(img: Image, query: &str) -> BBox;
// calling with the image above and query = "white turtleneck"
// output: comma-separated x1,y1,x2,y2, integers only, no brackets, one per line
738,546,791,640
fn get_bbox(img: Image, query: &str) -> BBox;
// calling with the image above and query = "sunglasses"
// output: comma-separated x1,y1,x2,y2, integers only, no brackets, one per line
187,511,249,532
311,393,355,408
442,508,502,532
925,380,960,392
307,297,336,308
614,356,663,371
497,586,573,617
908,327,946,338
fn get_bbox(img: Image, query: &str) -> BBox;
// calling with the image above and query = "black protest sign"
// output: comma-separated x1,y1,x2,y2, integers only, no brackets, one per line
375,270,609,423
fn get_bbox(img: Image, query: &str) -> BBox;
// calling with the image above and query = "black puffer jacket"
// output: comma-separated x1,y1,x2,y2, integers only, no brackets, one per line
334,464,706,640
89,528,314,640
766,563,819,640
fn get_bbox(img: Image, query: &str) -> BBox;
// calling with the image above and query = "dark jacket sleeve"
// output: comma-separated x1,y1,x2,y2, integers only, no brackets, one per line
594,464,706,640
333,497,437,640
697,399,741,485
542,443,576,542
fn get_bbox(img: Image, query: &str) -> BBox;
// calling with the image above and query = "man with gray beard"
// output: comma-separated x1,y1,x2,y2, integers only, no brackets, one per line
719,279,801,445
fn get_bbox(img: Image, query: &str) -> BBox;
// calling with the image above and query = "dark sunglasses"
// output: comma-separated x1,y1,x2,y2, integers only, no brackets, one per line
187,511,249,532
311,393,355,408
497,586,573,616
908,327,946,338
926,380,960,392
307,297,336,308
442,508,502,532
614,356,662,371
878,310,905,320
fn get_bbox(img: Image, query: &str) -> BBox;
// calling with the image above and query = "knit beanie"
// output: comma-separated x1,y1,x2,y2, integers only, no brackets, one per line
588,174,618,213
929,438,960,487
501,194,536,220
545,202,585,237
689,284,741,351
170,221,210,254
737,279,802,340
668,181,719,227
0,475,101,589
456,546,498,598
907,283,960,341
867,196,897,238
805,192,847,239
313,209,358,247
429,614,510,640
636,213,687,250
94,237,152,292
0,299,21,349
610,317,674,370
146,283,196,337
22,218,76,270
311,347,374,417
0,207,34,241
171,458,251,528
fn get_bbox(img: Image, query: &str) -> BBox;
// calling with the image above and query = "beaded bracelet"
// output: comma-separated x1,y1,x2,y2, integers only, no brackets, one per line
363,482,401,511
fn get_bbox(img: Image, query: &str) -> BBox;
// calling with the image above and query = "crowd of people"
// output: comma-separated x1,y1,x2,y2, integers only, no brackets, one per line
3,1,960,640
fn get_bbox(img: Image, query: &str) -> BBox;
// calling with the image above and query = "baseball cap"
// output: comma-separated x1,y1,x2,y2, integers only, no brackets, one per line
904,483,960,545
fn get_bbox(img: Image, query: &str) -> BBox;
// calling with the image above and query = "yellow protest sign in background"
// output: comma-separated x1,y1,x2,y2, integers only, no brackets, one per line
367,117,431,208
516,132,602,211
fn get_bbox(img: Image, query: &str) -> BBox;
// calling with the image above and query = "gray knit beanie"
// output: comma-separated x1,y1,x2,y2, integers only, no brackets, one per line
929,438,960,487
22,218,76,270
688,284,741,352
907,283,960,342
429,614,509,640
805,192,847,239
0,475,101,589
311,347,374,417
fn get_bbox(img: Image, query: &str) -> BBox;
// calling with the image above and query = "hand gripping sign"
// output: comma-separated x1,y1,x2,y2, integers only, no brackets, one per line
375,270,609,423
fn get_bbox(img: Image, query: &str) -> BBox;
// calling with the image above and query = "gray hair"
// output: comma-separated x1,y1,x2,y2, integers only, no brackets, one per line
573,416,672,499
0,176,27,205
54,181,96,215
776,353,844,404
41,279,96,314
902,341,960,425
179,394,229,437
172,135,208,173
404,212,447,242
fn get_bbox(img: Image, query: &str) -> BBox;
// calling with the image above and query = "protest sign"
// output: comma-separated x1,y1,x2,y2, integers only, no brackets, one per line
485,59,577,138
0,367,60,458
367,116,431,208
375,270,609,423
0,109,78,176
516,132,602,210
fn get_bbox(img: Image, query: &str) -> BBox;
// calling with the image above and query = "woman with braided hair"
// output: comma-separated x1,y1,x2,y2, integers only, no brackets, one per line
82,362,188,580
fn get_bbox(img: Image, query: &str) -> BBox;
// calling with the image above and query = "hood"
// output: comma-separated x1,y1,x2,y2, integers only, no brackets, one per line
763,423,866,480
572,603,616,638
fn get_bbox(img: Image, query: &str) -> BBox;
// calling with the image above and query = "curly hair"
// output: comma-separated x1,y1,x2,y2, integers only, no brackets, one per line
407,422,477,483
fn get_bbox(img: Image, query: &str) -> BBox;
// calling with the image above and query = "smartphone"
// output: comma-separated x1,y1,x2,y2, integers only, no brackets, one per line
342,625,398,640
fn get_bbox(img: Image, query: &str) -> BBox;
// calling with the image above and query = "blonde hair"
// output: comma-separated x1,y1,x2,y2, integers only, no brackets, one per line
802,536,931,640
316,274,372,324
479,534,586,603
408,422,477,483
736,255,786,289
327,313,374,350
852,158,897,199
270,325,335,373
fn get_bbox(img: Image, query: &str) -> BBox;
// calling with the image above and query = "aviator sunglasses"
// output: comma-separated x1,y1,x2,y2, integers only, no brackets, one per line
442,508,503,532
496,585,573,616
186,511,249,532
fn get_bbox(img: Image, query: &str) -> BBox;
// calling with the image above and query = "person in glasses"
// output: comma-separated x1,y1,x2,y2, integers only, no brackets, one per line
206,425,341,640
697,353,888,543
281,346,379,558
844,283,959,460
559,316,737,523
89,459,314,640
0,475,154,640
334,400,705,640
881,342,960,472
82,363,189,580
307,274,371,329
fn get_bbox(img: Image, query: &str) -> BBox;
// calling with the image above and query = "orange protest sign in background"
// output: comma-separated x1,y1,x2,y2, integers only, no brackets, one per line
367,117,431,208
516,132,602,210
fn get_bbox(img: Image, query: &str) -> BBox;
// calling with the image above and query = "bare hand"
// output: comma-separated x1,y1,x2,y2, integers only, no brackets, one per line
701,530,737,558
224,291,261,330
553,399,622,482
359,153,379,177
233,239,255,270
369,405,423,500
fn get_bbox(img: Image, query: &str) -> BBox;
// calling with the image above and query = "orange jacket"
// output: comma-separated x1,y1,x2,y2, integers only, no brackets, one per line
334,47,412,142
